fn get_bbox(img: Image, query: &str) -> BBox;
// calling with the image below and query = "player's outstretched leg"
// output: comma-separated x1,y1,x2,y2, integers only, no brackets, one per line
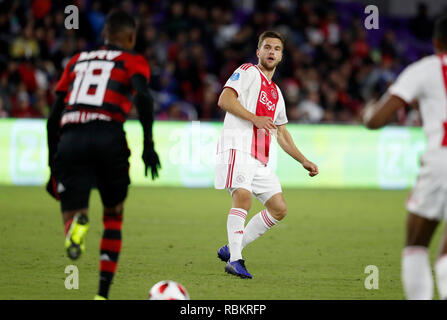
218,193,286,268
435,226,447,300
241,193,286,250
402,212,438,300
96,204,124,300
64,210,89,260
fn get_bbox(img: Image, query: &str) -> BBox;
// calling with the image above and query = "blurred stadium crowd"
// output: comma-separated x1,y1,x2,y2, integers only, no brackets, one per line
0,0,444,124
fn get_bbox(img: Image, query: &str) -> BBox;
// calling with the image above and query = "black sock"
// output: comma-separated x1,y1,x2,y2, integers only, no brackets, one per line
97,213,123,299
98,271,114,298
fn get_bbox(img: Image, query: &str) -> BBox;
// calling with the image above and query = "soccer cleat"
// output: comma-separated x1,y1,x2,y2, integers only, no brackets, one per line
93,295,107,300
65,213,89,260
225,259,253,279
217,245,230,262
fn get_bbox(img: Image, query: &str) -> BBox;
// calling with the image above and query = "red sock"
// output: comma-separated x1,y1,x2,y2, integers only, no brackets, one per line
64,218,73,237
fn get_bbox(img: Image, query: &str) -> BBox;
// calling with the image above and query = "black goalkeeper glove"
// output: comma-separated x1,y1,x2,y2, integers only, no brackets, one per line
142,140,161,180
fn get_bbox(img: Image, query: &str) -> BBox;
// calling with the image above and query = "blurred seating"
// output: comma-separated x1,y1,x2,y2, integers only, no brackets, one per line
0,0,442,124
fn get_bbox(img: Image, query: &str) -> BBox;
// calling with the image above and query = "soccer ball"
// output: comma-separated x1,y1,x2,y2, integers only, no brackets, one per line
148,280,190,300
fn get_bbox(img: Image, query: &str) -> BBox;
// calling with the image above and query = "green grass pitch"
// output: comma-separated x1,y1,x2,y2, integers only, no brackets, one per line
0,186,444,300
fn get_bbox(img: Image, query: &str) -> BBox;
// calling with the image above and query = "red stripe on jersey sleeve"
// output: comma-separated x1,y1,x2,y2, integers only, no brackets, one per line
55,53,80,93
125,54,150,81
240,63,253,71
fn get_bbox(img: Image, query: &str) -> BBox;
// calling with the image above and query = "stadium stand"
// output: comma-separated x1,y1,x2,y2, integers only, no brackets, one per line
0,0,444,124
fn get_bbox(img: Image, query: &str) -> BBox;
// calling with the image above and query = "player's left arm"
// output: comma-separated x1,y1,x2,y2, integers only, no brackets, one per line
126,54,161,180
275,124,319,177
363,93,407,129
130,73,161,180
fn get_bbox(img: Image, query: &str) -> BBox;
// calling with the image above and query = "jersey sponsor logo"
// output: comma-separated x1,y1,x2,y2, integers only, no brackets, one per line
252,69,279,164
230,72,240,81
60,110,112,126
259,91,276,111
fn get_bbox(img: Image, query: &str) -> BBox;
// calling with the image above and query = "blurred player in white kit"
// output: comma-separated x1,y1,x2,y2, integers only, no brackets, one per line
364,14,447,300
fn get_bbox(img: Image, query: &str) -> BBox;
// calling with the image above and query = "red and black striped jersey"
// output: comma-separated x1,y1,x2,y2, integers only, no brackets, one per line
55,45,150,126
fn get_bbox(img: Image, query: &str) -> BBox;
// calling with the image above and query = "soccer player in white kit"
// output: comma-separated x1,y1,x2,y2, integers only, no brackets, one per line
214,31,319,278
364,15,447,300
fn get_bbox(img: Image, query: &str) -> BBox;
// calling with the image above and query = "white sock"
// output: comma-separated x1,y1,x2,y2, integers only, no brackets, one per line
241,209,279,249
402,246,433,300
435,254,447,300
227,208,247,262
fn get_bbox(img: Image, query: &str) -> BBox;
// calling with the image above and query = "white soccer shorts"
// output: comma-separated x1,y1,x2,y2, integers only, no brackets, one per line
214,149,282,204
406,163,447,221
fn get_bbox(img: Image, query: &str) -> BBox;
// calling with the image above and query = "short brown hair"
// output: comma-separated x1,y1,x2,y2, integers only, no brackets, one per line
257,31,285,49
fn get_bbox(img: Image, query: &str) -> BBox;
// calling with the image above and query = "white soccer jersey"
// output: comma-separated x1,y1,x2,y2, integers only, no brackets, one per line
389,54,447,164
217,63,288,165
388,54,447,220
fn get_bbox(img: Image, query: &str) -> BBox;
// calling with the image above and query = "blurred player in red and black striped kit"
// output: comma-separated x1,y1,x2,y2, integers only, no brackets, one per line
46,10,161,300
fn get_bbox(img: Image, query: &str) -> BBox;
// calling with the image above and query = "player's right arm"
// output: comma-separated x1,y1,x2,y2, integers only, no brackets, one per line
217,88,277,130
46,54,80,199
363,94,407,129
47,54,80,168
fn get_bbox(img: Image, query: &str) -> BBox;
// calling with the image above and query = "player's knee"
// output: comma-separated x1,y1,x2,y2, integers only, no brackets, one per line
232,189,252,211
405,212,438,247
104,203,124,216
270,205,287,221
278,206,287,220
405,235,430,247
237,198,252,211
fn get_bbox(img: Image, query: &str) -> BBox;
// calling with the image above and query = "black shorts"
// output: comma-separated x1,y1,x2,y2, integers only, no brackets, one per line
53,121,131,212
